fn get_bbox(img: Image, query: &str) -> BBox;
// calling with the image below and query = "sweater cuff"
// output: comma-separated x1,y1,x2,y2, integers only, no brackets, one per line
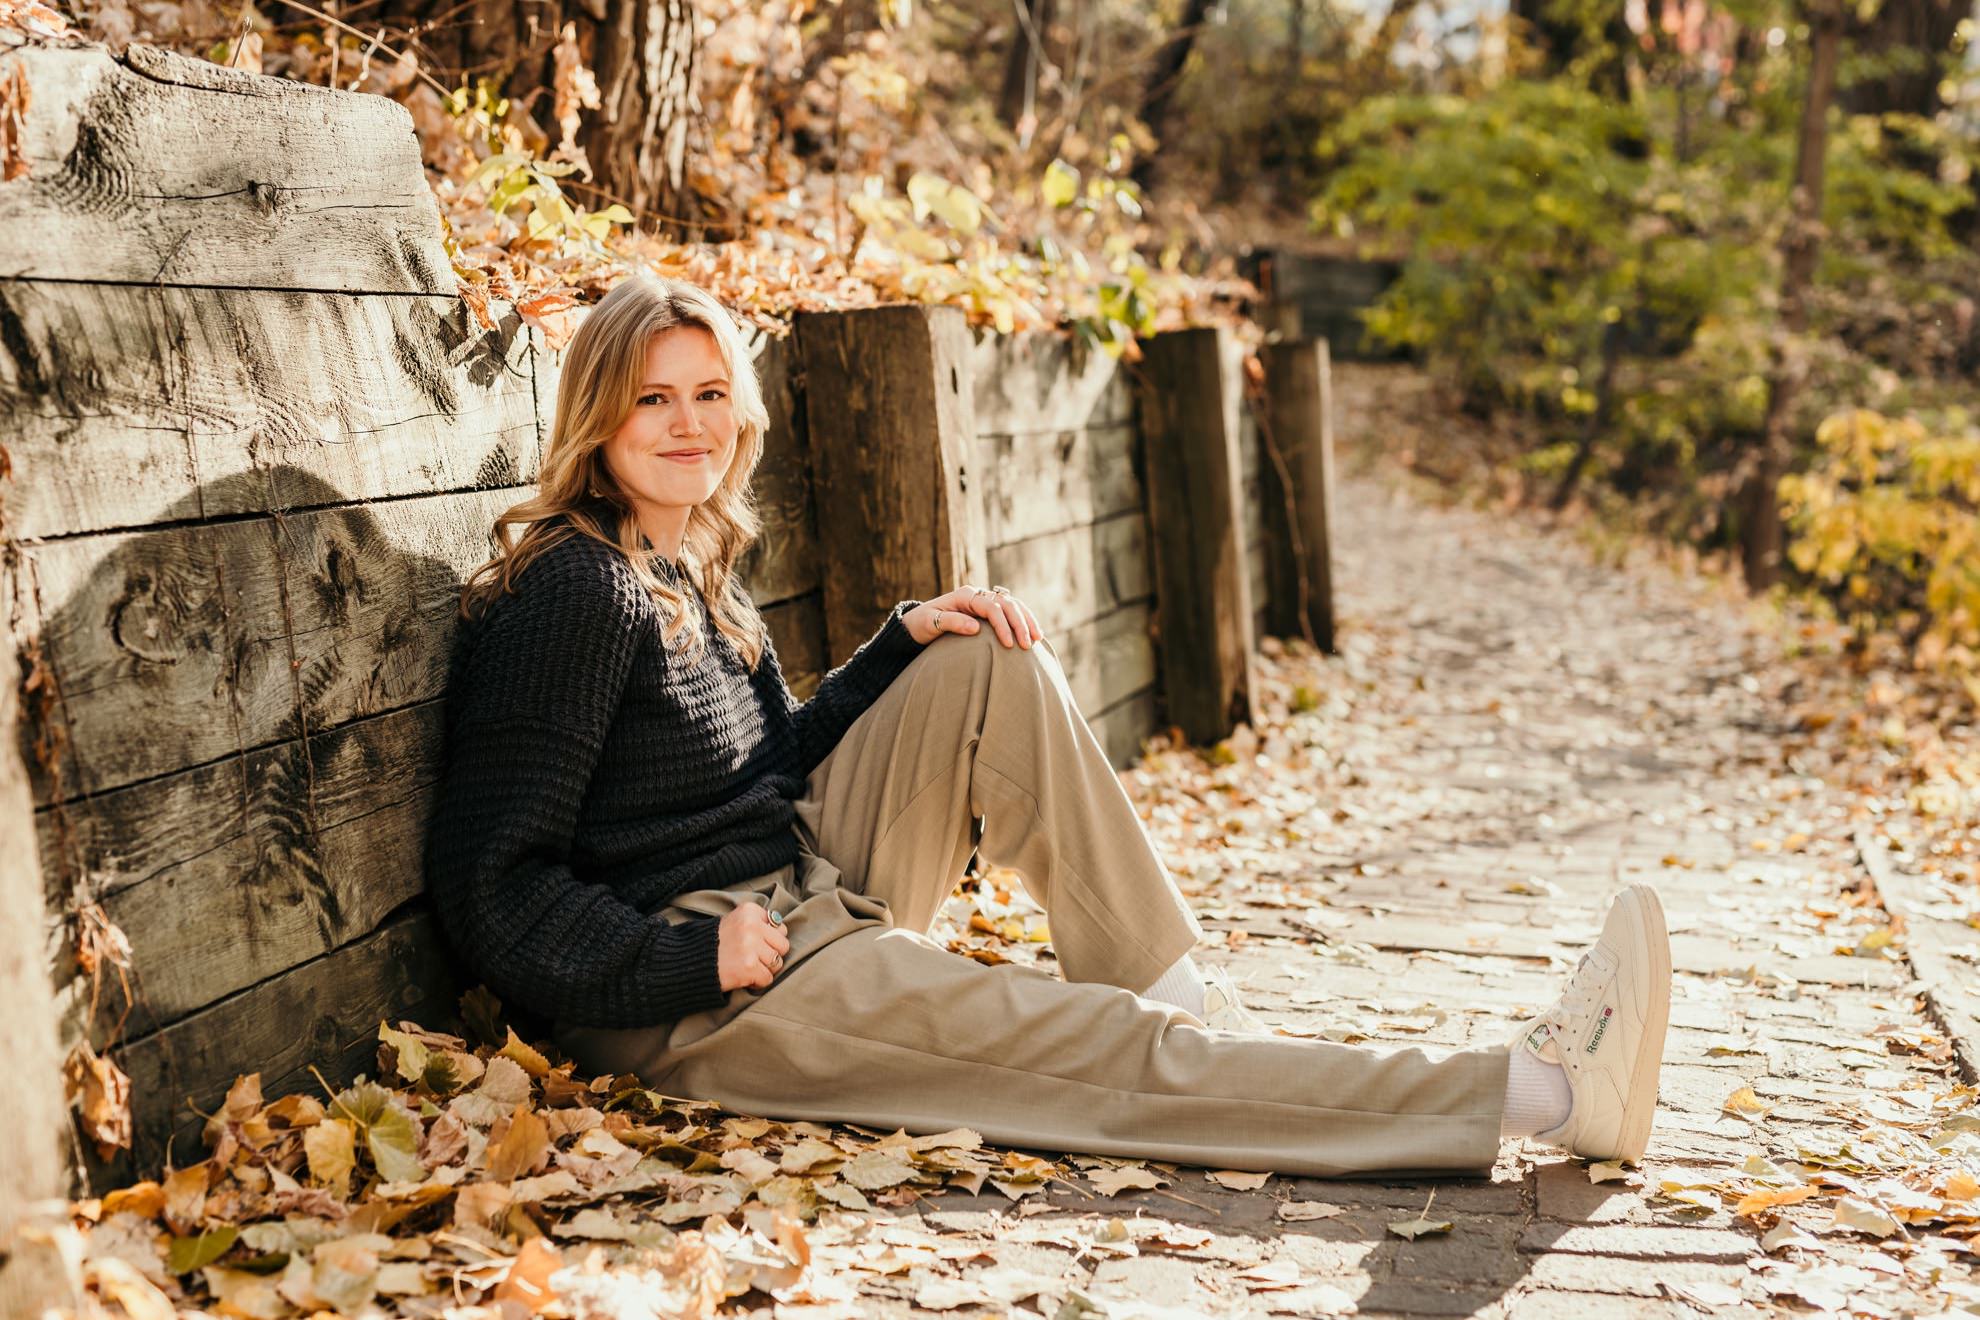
643,916,728,1019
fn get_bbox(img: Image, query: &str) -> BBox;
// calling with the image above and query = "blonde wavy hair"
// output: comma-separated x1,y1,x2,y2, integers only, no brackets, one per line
458,273,772,669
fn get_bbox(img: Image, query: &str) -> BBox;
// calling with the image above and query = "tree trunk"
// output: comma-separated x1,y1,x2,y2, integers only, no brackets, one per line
389,0,705,234
1842,0,1963,118
1511,0,1632,98
1745,0,1843,591
1131,0,1214,194
998,0,1057,141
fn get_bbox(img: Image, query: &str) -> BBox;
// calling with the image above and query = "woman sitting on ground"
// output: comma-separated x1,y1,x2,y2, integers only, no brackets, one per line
424,273,1672,1177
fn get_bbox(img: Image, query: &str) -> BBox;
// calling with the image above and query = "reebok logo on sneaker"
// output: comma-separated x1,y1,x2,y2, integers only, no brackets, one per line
1586,1005,1614,1054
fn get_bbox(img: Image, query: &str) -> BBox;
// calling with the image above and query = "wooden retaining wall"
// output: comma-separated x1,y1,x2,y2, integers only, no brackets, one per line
970,336,1156,766
1,39,1336,1189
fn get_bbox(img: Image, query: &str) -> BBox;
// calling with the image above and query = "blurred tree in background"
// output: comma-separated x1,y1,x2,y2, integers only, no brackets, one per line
46,0,1980,671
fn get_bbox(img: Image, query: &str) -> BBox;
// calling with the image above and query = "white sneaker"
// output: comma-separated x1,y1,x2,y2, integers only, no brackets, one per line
1515,883,1671,1163
1201,964,1269,1033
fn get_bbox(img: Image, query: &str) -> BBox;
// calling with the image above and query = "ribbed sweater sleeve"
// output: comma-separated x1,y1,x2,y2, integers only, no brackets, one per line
784,600,925,776
425,548,728,1029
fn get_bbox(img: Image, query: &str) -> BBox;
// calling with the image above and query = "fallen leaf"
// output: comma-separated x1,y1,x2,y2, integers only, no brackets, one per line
494,1237,563,1313
1735,1184,1819,1217
166,1225,238,1275
1276,1200,1345,1221
1587,1161,1635,1184
1828,1197,1902,1238
1206,1169,1271,1191
1722,1085,1774,1120
1388,1190,1452,1239
1087,1164,1166,1195
303,1119,356,1197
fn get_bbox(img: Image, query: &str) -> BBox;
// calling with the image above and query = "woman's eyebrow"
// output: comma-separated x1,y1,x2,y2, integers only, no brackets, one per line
642,378,730,389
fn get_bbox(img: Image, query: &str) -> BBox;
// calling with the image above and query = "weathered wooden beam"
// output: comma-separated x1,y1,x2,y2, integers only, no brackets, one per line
968,331,1133,436
18,486,516,805
977,423,1141,549
1258,339,1338,652
986,513,1151,637
797,305,986,663
0,44,450,293
0,549,76,1309
1133,326,1258,745
0,282,538,540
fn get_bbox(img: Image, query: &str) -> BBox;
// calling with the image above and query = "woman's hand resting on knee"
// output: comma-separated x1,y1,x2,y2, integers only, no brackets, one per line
719,903,792,991
907,585,1044,647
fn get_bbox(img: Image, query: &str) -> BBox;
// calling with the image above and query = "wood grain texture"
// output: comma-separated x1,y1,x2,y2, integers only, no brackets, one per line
19,486,516,805
1132,326,1258,746
1259,340,1337,650
798,305,985,664
976,423,1140,549
1,43,451,290
0,281,539,540
1051,603,1156,719
735,333,822,606
968,330,1133,436
43,702,443,1040
0,44,449,293
986,512,1151,636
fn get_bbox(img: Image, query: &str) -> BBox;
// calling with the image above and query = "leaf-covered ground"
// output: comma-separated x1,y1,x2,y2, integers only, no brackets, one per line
60,365,1980,1317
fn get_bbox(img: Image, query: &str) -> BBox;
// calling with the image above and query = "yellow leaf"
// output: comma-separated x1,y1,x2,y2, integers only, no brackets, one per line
906,172,985,235
1734,1184,1818,1216
1722,1086,1774,1120
500,1028,551,1077
1041,159,1080,208
303,1119,356,1197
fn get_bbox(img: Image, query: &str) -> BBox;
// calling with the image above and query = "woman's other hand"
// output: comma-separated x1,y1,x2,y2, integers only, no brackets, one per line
718,903,792,991
907,585,1045,648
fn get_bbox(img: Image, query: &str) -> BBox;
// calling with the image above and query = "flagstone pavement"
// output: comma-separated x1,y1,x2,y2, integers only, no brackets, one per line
856,463,1977,1318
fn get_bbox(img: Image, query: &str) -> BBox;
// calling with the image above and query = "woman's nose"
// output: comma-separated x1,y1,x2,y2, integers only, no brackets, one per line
670,400,701,435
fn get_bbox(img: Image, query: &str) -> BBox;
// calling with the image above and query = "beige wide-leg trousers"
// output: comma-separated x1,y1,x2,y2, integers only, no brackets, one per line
558,625,1508,1177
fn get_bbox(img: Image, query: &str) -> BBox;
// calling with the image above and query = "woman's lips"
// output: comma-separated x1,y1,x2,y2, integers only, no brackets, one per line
660,450,709,464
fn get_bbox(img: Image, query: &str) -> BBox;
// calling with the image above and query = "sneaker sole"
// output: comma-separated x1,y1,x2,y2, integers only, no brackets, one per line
1616,882,1671,1163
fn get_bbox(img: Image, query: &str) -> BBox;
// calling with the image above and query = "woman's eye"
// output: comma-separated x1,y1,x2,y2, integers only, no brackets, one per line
639,393,662,406
700,390,727,402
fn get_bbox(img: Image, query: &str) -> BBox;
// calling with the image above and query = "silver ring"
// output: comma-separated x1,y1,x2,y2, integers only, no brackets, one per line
991,585,1013,596
768,910,784,926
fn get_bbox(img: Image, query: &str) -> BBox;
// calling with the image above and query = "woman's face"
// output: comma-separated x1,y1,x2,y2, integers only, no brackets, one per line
600,326,739,538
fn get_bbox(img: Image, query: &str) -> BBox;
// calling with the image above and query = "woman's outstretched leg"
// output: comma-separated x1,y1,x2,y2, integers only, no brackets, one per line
794,624,1203,997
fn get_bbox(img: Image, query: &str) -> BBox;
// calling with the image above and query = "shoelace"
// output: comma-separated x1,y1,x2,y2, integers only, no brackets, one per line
1542,949,1607,1035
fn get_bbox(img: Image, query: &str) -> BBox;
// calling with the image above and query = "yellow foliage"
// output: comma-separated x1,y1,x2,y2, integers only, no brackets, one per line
1783,409,1980,670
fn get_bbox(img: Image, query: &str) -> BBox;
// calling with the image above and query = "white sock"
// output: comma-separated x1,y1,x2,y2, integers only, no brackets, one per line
1501,1039,1574,1137
1141,954,1207,1017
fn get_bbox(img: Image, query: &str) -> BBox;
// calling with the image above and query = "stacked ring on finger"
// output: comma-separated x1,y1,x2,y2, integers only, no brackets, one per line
991,585,1013,596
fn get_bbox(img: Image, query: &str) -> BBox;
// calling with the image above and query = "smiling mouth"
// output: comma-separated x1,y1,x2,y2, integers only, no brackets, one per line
660,450,710,462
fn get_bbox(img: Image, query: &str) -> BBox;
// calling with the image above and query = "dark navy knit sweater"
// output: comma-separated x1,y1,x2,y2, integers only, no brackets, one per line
424,522,924,1029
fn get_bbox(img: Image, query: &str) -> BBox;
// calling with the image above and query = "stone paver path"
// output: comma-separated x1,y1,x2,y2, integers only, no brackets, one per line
888,457,1973,1317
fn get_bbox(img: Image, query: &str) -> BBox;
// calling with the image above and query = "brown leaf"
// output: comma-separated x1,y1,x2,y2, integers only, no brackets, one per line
486,1104,551,1183
64,1042,132,1159
161,1162,209,1235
